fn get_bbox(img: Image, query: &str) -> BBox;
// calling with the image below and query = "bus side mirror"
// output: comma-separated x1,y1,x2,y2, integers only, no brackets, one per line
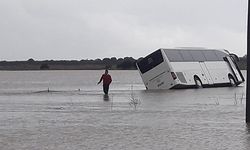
223,57,228,61
229,54,239,62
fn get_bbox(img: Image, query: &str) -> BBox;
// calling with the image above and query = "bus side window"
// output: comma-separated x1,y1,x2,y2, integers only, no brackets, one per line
203,50,219,61
164,50,183,62
189,50,206,62
215,51,227,61
180,50,194,61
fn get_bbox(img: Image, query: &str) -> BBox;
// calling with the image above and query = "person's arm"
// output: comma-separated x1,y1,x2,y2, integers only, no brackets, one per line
97,75,103,84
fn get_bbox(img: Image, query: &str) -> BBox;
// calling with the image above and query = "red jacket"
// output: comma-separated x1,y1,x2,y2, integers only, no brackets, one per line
99,74,112,85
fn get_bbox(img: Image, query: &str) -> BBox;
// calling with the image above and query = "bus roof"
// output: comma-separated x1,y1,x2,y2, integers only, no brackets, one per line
160,48,228,53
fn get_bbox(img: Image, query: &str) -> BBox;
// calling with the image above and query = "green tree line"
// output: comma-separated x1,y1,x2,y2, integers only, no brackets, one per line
0,57,141,70
0,55,247,70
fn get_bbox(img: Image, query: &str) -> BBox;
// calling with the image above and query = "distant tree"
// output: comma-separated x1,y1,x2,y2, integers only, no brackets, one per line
124,57,135,61
103,58,112,68
238,55,247,70
40,63,50,70
111,57,117,63
93,58,102,64
117,61,132,69
117,57,136,70
27,58,35,64
69,60,79,65
103,58,111,63
28,58,35,62
80,59,88,64
117,58,123,63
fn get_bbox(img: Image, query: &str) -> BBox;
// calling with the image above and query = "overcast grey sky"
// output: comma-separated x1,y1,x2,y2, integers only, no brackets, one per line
0,0,247,60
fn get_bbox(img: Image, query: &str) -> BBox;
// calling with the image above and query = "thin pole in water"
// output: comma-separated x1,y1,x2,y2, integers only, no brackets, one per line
246,0,250,123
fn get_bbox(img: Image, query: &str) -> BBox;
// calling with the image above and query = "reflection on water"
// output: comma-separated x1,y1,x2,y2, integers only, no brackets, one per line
246,123,250,133
103,94,110,101
245,124,250,149
0,70,249,150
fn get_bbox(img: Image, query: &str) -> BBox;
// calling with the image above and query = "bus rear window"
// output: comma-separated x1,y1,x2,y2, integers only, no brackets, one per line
137,50,164,74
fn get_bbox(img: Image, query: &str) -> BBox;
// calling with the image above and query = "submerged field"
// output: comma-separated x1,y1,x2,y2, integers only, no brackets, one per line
0,70,249,150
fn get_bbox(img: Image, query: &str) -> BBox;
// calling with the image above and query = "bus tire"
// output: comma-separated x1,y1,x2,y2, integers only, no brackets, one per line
228,75,236,86
194,76,203,88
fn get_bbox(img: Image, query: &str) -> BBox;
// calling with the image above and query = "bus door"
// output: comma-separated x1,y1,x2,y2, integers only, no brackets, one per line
225,56,244,82
199,62,214,84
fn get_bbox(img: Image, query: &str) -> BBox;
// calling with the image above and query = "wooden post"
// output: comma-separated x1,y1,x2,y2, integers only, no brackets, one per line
246,0,250,123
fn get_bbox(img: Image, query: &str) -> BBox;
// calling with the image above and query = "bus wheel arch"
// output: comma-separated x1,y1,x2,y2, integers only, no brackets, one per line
228,74,236,86
194,76,203,88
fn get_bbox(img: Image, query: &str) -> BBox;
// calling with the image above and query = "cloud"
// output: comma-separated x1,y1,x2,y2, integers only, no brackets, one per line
0,0,247,60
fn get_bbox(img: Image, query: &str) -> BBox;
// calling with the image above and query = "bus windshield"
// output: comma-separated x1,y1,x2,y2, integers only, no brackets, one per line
137,50,164,74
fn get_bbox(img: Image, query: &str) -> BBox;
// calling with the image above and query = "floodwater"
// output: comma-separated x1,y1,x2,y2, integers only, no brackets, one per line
0,70,249,150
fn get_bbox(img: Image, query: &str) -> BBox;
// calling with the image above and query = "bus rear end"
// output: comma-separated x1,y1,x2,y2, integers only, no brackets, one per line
136,49,178,89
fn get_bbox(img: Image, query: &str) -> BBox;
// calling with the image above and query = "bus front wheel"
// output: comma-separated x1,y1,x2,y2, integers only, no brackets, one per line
228,75,236,87
194,77,203,88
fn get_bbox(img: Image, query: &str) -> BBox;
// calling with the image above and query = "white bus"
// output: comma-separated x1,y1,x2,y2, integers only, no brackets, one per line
136,48,244,90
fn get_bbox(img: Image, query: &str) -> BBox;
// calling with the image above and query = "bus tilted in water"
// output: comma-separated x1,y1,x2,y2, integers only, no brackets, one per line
136,48,244,90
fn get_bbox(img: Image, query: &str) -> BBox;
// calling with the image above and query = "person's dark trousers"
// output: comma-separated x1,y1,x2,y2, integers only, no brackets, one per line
103,84,109,94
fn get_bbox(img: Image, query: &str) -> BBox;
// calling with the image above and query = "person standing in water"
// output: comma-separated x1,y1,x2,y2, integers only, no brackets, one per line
97,69,112,95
